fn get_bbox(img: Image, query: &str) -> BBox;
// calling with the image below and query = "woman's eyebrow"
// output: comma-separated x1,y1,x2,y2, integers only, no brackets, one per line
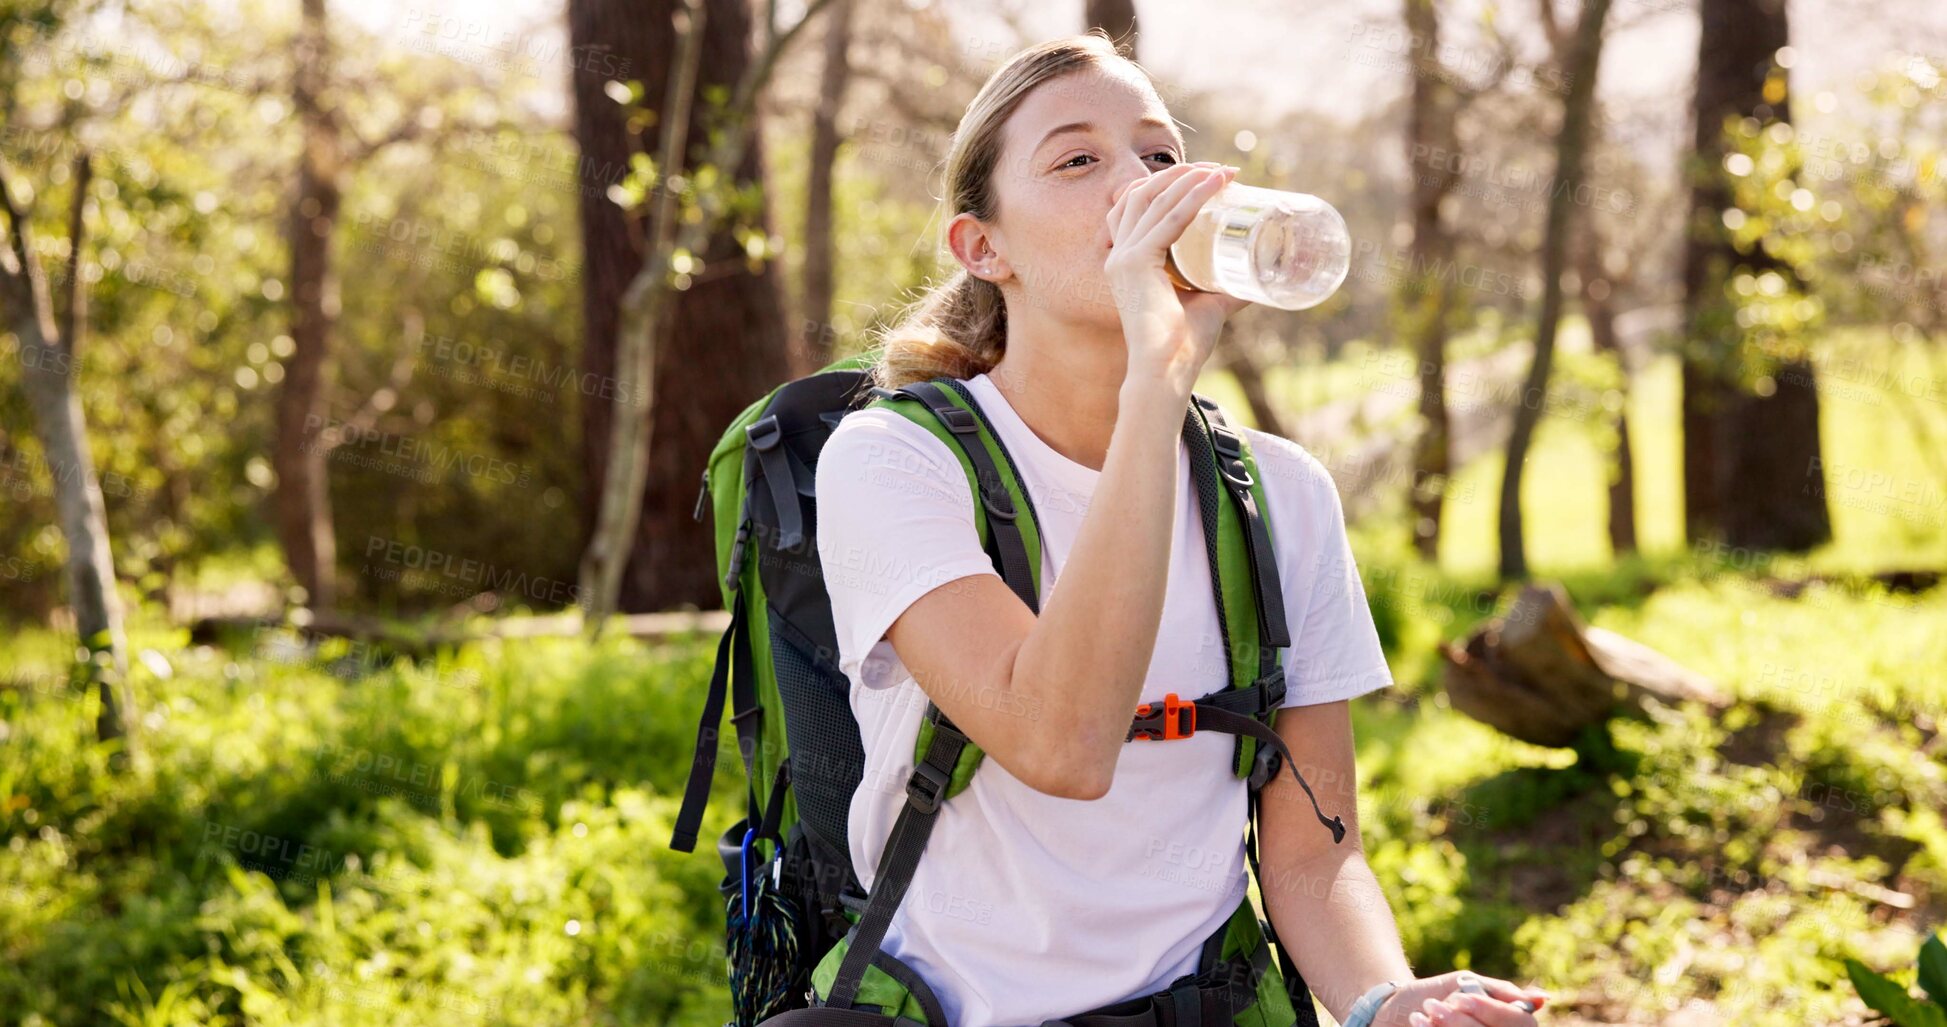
1035,116,1181,154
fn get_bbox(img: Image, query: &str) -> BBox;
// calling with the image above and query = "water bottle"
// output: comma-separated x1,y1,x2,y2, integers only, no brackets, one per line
1164,182,1352,311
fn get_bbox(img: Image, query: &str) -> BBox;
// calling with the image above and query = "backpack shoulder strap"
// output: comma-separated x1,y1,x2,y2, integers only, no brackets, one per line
1192,400,1335,1027
1196,395,1291,654
865,378,1043,611
1183,394,1293,779
865,377,1055,801
826,378,1055,1009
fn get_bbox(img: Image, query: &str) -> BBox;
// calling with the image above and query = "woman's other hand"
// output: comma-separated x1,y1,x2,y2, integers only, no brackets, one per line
1378,971,1551,1027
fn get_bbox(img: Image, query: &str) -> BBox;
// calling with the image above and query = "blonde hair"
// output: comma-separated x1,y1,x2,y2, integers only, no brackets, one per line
869,31,1153,391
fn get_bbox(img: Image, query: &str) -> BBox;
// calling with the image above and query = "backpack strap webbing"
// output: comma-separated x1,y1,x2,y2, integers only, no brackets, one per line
876,378,1044,613
670,594,764,853
1184,394,1292,779
822,712,972,1009
1196,396,1291,660
867,378,1044,805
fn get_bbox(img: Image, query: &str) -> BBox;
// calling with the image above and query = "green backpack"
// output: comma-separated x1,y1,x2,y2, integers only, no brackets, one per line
671,351,1348,1027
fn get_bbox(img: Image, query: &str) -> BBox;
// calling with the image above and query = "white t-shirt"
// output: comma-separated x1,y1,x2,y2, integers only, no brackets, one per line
812,372,1392,1027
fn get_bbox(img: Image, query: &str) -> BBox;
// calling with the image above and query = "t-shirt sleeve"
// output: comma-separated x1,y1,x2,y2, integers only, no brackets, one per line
814,410,1002,690
1249,432,1394,708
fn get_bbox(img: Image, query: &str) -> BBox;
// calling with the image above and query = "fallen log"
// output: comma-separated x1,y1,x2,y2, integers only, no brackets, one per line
1441,582,1729,747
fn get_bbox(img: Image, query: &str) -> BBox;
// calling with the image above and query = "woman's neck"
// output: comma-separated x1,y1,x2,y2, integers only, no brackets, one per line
985,311,1130,474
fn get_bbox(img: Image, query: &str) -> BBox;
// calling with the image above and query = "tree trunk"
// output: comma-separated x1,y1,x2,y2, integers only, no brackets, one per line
1711,1,1829,553
1403,0,1458,561
1497,0,1613,581
801,0,853,367
1721,366,1828,549
1681,0,1829,552
0,162,132,746
571,0,794,614
277,0,342,610
1085,0,1139,51
1577,242,1636,555
1225,348,1288,439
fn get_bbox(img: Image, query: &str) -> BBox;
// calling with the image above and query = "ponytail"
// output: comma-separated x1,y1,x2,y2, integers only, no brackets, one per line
869,268,1008,390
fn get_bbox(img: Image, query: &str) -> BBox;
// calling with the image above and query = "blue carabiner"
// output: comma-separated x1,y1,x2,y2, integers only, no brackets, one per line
738,826,757,921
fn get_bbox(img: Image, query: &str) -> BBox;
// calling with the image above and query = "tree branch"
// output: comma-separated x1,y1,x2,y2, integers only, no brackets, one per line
0,157,59,347
732,0,842,115
1535,0,1567,57
60,151,90,357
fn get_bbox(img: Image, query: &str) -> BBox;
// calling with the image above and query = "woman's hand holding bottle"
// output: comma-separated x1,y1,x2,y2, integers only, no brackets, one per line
1103,160,1251,404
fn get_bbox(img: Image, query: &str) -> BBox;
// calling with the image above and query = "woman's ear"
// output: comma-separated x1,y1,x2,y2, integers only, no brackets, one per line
947,211,1011,284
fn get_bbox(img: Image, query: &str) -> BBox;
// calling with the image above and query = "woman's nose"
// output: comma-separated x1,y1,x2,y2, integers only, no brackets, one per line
1108,154,1162,204
1111,158,1217,205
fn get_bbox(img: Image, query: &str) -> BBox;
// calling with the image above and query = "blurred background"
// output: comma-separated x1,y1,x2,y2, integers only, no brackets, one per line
1,0,1945,1023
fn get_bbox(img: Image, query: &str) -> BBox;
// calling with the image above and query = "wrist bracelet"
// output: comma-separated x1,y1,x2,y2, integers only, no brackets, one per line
1343,979,1403,1027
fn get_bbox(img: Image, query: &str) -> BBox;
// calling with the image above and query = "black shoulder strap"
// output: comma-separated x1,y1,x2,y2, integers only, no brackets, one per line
822,713,972,1008
1194,406,1333,1025
1196,396,1292,671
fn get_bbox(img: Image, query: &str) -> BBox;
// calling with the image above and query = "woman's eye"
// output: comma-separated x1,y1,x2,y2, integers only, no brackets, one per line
1056,151,1176,171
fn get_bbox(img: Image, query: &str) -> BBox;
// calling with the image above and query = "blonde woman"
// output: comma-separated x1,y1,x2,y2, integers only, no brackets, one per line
813,32,1551,1027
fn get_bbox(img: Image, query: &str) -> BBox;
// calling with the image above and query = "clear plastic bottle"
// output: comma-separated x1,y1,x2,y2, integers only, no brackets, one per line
1164,182,1351,311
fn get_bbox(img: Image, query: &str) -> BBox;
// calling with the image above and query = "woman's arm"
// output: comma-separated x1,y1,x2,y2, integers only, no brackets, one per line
1257,699,1414,1020
883,379,1189,800
1260,702,1551,1026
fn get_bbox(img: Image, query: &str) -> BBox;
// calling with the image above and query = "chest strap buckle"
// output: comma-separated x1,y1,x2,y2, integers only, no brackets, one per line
1129,692,1196,741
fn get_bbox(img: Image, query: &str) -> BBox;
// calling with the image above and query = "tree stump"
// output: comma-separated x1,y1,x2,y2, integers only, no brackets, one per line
1441,583,1729,747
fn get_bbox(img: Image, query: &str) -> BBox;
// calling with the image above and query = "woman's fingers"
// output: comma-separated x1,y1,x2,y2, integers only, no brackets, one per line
1409,999,1490,1027
1445,992,1539,1027
1124,164,1229,247
1108,161,1202,243
1466,975,1550,1011
1108,161,1222,248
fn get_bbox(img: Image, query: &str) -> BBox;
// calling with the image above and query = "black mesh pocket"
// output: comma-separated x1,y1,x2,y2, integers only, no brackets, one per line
768,606,866,870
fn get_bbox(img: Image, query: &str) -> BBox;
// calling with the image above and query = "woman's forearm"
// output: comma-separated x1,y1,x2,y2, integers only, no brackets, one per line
1261,849,1416,1022
1009,377,1189,797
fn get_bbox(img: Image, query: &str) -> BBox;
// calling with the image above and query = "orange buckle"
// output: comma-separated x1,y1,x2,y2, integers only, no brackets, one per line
1129,692,1196,741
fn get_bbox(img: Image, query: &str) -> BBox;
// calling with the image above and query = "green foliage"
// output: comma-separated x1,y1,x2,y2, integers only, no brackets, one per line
1846,932,1947,1027
0,624,740,1025
0,0,586,618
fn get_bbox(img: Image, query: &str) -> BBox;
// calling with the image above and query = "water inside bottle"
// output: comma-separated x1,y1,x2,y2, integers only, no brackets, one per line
1168,184,1351,311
